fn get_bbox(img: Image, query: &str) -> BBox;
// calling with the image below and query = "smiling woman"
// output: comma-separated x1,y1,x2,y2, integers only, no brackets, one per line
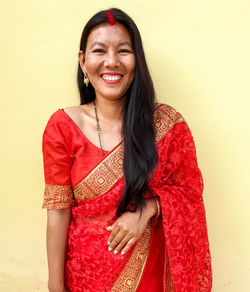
78,22,135,102
42,8,212,292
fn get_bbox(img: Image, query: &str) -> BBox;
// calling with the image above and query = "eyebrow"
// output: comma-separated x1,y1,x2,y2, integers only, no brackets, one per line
118,41,133,47
90,41,105,49
89,41,133,49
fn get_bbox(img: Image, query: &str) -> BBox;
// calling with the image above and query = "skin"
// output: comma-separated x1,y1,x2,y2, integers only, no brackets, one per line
47,22,157,292
47,210,70,292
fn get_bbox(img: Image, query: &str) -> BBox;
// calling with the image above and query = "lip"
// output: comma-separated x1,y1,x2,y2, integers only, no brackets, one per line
100,72,123,84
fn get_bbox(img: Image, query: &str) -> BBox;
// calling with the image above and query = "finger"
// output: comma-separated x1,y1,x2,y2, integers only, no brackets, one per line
107,224,121,246
106,225,113,231
108,230,126,252
112,233,133,254
120,237,137,255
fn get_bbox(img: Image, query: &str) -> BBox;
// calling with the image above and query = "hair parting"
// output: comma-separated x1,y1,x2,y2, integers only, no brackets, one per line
105,11,115,25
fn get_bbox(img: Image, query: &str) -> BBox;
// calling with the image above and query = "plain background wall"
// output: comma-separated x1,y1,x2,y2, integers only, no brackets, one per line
0,0,249,291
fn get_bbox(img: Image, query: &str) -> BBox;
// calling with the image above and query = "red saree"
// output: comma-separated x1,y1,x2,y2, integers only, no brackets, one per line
42,103,212,291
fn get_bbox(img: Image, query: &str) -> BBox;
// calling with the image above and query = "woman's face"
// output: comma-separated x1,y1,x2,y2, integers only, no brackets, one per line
79,22,135,102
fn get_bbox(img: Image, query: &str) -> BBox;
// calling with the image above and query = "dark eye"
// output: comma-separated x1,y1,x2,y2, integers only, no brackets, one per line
93,49,104,53
119,49,131,53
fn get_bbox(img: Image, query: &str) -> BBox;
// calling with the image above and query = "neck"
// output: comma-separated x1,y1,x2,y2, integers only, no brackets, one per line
93,97,125,123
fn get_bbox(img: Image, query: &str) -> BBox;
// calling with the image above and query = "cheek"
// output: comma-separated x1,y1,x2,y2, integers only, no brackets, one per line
128,62,135,80
128,57,135,76
120,58,135,87
85,58,100,75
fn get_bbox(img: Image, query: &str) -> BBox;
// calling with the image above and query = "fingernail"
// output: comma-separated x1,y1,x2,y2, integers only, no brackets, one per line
121,251,125,255
106,226,112,230
108,247,113,251
114,250,118,254
107,241,111,245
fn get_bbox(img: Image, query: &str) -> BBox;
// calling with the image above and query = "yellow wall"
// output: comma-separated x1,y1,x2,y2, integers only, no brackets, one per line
0,0,249,291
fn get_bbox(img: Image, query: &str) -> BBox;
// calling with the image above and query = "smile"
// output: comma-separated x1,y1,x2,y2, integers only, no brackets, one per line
101,73,123,84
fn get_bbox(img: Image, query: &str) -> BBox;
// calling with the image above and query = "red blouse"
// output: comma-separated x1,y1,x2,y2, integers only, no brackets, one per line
42,109,123,209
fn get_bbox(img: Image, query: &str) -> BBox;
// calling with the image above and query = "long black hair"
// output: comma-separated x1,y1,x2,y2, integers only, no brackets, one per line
77,8,158,217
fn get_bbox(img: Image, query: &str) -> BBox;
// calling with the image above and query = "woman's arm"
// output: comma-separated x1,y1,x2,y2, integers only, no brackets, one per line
47,208,71,292
143,197,159,219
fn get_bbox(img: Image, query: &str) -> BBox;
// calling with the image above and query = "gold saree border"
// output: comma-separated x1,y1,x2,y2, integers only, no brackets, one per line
43,184,73,209
111,222,152,292
73,144,124,200
165,251,176,292
73,104,184,201
154,103,184,143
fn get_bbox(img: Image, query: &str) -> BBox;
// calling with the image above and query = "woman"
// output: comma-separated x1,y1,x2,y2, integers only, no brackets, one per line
42,8,212,292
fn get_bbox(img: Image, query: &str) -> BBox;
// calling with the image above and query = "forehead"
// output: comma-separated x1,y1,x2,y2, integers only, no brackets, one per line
86,23,132,47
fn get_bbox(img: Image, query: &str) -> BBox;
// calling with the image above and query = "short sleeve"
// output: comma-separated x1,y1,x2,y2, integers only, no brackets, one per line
42,112,74,209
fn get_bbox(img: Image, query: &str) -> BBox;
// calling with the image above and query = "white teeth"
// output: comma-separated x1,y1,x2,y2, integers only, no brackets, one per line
102,75,122,81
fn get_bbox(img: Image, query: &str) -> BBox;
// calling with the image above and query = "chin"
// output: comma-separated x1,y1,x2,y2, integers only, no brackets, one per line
99,91,127,101
106,95,125,101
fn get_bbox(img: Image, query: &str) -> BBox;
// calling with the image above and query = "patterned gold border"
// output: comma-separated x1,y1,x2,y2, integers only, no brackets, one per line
111,222,152,291
73,104,184,201
42,184,73,209
73,144,124,200
154,104,184,143
164,251,175,291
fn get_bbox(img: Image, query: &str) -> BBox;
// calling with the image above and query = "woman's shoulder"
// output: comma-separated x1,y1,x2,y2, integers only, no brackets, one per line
43,105,79,135
154,102,185,124
44,105,86,128
43,108,67,133
42,106,83,146
62,104,91,125
153,103,188,143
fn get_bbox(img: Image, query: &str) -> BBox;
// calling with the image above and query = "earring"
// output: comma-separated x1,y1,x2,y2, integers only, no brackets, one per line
83,72,89,87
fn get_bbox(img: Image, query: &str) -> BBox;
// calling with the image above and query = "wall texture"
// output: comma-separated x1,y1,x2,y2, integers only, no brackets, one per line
0,0,249,291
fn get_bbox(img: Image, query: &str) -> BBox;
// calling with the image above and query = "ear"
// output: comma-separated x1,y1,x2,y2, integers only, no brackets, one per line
78,50,86,72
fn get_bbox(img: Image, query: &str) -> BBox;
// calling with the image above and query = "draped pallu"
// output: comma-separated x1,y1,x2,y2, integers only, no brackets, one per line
42,104,212,291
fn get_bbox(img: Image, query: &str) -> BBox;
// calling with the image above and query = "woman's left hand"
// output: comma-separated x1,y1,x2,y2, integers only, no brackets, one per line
106,198,156,255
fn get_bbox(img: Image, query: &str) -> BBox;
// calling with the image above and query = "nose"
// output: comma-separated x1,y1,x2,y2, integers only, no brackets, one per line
103,52,119,68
